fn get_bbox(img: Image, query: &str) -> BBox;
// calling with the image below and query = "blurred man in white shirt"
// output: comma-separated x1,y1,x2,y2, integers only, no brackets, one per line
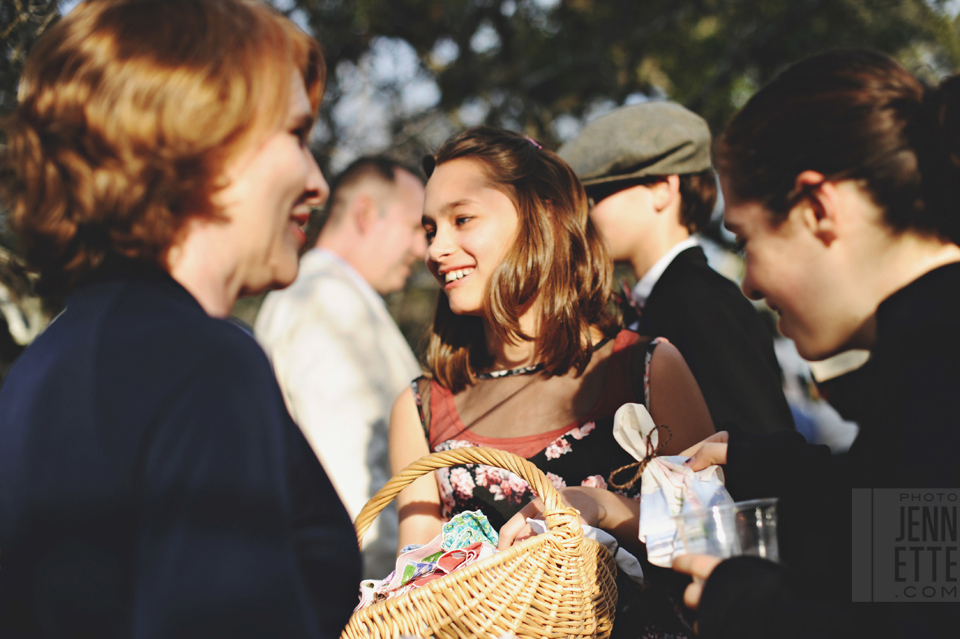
256,157,426,578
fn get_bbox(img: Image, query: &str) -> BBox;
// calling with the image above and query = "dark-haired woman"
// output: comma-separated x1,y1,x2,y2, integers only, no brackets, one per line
0,1,359,636
673,49,960,638
389,125,715,637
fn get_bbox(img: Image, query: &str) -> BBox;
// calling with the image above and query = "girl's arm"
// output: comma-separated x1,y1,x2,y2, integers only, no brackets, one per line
646,341,715,454
389,387,444,553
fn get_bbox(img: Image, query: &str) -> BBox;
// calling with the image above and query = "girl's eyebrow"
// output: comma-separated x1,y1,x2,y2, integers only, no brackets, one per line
441,199,472,213
424,199,474,223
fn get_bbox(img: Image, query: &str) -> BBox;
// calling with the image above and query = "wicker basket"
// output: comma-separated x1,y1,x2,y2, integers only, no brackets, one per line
341,446,618,639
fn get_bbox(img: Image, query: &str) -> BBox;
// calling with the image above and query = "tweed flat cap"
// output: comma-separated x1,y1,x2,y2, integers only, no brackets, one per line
558,101,712,187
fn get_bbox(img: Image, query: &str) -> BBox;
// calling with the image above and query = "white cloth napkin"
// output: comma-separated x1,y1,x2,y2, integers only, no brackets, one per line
613,403,734,567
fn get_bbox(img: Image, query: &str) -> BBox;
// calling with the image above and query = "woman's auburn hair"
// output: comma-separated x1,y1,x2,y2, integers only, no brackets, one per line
0,0,325,295
715,48,960,244
424,125,619,393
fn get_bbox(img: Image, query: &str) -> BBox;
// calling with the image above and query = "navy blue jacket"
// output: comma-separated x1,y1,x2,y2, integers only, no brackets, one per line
0,261,360,638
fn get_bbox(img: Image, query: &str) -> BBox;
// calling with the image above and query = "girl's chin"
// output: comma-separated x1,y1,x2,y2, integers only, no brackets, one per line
446,299,483,317
449,307,483,317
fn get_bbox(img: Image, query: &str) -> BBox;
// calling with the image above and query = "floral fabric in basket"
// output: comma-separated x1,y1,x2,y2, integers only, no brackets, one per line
356,510,498,610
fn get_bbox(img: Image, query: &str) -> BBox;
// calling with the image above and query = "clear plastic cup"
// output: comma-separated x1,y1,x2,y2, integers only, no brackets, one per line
672,497,779,562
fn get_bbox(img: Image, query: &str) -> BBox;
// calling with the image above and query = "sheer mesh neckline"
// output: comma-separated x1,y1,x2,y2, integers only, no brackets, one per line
473,336,613,380
429,330,641,454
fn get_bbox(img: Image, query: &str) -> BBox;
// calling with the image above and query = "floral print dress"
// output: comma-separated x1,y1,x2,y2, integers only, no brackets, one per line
413,330,659,529
432,416,645,530
412,330,694,639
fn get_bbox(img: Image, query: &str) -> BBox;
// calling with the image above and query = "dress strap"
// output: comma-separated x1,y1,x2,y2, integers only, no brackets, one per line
411,376,433,441
628,336,668,408
643,337,667,407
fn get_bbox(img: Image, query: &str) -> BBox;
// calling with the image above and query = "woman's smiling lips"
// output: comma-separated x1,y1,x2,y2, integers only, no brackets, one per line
289,210,310,246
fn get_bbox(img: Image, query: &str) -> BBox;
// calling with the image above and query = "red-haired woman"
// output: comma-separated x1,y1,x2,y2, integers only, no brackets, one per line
389,125,715,636
0,1,358,636
674,49,960,638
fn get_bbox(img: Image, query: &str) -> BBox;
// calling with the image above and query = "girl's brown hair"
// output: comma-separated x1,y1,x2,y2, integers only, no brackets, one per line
1,0,324,294
715,48,960,243
423,125,618,393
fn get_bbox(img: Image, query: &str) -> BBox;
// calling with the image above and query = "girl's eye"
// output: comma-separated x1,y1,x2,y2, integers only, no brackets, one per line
734,239,747,257
424,227,436,242
455,216,472,226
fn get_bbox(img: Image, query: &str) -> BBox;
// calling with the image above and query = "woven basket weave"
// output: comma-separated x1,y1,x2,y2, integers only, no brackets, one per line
341,446,618,639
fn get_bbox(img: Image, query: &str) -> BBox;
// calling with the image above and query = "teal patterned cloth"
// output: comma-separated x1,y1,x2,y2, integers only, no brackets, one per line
440,510,498,550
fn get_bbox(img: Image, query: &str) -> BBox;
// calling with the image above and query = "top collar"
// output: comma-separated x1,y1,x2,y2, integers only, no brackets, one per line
67,253,206,316
875,261,960,340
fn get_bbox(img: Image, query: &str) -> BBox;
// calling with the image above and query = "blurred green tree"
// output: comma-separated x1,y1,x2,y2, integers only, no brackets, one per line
0,0,62,377
1,0,61,117
292,0,960,153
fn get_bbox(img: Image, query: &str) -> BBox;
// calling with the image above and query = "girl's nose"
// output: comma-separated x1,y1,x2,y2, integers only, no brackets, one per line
426,224,454,262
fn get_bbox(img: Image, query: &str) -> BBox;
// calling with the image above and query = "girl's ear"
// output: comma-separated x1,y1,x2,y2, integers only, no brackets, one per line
793,170,837,247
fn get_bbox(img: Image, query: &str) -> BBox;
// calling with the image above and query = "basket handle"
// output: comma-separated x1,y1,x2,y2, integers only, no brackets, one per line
353,446,580,549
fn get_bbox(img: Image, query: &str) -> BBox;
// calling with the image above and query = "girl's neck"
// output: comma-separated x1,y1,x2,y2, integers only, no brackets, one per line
482,308,540,371
480,307,610,372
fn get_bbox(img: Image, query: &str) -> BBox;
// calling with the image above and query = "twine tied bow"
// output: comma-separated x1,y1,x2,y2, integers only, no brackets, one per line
607,423,673,490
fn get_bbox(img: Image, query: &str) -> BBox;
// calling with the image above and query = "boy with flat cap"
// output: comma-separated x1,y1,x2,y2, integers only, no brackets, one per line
559,102,795,435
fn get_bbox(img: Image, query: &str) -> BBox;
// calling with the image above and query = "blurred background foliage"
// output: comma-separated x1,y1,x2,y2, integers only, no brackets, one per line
2,0,960,377
307,0,958,150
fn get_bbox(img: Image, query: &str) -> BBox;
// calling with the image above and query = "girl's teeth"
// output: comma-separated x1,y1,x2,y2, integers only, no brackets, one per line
445,268,473,283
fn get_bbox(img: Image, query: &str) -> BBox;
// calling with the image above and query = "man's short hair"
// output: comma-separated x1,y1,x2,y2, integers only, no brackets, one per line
306,156,420,248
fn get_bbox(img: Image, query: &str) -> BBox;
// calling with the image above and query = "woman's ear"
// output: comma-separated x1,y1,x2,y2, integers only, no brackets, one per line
793,170,837,246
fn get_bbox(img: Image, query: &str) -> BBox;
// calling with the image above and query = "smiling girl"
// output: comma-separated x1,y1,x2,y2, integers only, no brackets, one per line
388,125,714,635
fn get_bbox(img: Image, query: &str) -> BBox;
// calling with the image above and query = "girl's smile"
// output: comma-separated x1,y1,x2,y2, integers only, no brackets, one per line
422,158,519,316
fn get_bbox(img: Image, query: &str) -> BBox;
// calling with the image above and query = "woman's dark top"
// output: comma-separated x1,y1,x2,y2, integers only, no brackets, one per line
0,261,360,639
697,262,960,639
